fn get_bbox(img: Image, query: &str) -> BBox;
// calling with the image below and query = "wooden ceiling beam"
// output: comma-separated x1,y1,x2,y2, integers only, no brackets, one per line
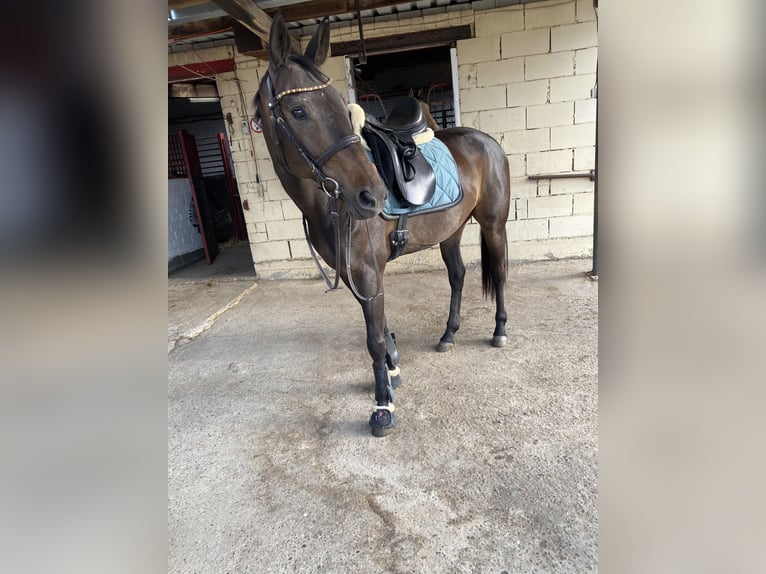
168,16,234,40
266,0,412,23
170,0,426,28
168,0,211,9
232,21,269,59
331,25,471,57
211,0,300,52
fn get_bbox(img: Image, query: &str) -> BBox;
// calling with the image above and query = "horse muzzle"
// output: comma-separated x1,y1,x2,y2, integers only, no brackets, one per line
346,186,385,219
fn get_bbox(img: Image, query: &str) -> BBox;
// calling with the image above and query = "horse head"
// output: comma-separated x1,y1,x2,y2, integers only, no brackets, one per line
256,13,387,220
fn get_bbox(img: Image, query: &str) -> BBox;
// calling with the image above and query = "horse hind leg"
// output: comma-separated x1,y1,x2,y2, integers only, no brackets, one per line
436,226,467,352
480,227,508,347
472,147,510,348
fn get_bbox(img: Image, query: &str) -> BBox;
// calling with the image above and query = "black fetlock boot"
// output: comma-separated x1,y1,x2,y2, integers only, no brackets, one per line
385,332,402,388
369,366,397,437
385,331,400,367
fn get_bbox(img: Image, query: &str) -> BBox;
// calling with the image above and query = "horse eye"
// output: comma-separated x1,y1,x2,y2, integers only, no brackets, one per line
291,107,307,120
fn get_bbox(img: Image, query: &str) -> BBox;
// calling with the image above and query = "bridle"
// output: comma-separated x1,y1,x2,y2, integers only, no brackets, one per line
265,74,360,198
263,71,382,302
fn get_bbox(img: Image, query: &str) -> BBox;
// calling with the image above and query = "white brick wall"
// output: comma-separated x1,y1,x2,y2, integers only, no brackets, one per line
527,102,574,128
172,0,598,277
549,215,593,238
550,74,597,102
525,52,575,81
168,179,203,259
551,22,598,52
575,99,597,123
575,0,597,22
502,128,550,154
460,85,507,112
507,80,549,107
575,47,598,75
573,192,595,214
457,36,500,64
551,178,594,195
528,195,573,218
254,240,291,262
508,219,548,241
476,59,524,86
551,123,596,149
524,1,576,29
574,146,596,170
527,150,572,174
266,219,304,241
478,107,526,133
475,8,523,36
501,29,550,58
511,177,537,199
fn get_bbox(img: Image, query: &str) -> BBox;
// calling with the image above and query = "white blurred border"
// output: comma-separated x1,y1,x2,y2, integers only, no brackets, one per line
601,1,766,572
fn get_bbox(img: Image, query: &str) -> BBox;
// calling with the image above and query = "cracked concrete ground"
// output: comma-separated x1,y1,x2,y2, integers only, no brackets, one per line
168,257,598,573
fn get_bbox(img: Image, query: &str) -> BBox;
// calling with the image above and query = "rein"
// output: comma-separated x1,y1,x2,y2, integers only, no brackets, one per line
301,210,382,302
264,72,382,302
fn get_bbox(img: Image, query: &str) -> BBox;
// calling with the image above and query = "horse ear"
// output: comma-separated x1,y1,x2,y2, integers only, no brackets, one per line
304,17,330,66
269,12,291,70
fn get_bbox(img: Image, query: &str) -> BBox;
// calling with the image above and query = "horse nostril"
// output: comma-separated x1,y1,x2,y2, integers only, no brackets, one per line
358,189,378,210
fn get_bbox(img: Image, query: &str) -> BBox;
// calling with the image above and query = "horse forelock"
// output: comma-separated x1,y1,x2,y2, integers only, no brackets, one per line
287,54,329,85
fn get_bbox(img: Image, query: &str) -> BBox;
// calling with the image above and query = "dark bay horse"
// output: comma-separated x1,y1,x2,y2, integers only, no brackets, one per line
255,14,511,436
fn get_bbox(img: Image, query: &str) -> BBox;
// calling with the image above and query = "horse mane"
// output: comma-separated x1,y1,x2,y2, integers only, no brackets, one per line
254,54,330,122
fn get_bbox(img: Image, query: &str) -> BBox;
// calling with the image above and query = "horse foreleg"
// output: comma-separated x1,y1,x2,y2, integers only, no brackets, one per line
362,296,397,437
436,229,466,352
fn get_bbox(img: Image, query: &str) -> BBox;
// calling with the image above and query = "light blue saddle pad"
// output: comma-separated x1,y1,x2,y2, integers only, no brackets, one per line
366,137,462,220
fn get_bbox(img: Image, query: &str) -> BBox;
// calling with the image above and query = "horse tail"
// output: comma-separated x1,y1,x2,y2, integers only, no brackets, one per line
480,229,508,301
480,230,492,300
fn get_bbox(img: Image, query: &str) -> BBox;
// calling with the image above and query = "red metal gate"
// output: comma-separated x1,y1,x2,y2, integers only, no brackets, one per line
179,130,219,264
218,133,248,241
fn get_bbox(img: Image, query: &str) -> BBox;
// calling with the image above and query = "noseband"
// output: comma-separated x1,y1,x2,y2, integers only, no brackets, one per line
265,74,360,197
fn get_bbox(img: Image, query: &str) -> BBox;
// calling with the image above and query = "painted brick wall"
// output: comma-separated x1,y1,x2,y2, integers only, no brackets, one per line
167,0,597,278
459,0,597,260
168,178,203,259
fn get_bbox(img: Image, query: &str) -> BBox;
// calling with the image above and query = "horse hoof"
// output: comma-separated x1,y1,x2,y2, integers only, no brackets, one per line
371,425,393,437
436,340,454,353
492,335,508,347
369,410,397,437
391,374,402,388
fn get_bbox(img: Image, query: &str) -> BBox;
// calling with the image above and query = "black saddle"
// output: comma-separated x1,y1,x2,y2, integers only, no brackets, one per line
362,97,436,207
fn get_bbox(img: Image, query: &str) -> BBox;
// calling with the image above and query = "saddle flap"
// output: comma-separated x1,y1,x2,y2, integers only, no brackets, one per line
362,112,436,207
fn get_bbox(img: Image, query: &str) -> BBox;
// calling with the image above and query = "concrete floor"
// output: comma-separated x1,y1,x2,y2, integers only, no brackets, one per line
168,257,598,573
